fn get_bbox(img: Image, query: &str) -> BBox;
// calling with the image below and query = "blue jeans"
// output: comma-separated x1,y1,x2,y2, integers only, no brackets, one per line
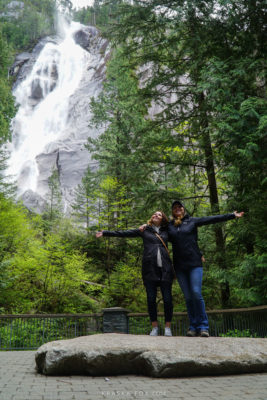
176,267,209,331
144,279,173,323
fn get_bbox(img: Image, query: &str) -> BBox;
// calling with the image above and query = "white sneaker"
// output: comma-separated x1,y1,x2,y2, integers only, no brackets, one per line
150,327,159,336
164,327,172,337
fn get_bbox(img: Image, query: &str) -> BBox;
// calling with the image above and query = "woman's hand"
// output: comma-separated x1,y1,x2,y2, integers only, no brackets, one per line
139,224,147,232
96,231,103,238
234,211,244,218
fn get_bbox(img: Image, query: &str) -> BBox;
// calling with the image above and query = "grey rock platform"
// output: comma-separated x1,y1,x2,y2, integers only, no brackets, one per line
35,333,267,378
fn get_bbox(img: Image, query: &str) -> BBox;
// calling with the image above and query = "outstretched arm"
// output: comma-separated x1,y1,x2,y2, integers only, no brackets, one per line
96,229,141,238
195,211,244,227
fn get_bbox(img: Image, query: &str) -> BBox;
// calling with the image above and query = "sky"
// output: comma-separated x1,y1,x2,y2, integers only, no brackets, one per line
71,0,94,9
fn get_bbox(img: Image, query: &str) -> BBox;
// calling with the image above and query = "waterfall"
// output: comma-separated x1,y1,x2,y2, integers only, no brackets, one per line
6,16,92,199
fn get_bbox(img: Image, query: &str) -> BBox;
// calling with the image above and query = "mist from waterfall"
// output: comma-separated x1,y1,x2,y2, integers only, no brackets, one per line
6,14,91,196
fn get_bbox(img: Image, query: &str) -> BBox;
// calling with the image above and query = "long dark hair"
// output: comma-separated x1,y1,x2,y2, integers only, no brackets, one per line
147,211,169,227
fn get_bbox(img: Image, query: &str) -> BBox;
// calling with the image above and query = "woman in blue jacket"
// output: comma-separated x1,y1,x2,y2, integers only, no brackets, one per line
169,200,244,337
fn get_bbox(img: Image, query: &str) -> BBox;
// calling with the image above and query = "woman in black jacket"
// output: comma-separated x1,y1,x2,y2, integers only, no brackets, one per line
169,200,244,337
96,211,174,336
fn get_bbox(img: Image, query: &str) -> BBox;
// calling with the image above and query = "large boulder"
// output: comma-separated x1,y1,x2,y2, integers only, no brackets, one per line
35,333,267,378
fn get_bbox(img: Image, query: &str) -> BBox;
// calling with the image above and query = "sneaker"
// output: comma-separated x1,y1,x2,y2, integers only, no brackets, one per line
164,327,172,337
200,330,209,337
150,327,159,336
186,329,197,337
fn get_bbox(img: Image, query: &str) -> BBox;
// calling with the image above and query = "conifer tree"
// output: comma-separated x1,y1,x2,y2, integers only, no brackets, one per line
0,29,16,196
71,166,99,234
42,168,63,231
93,0,266,306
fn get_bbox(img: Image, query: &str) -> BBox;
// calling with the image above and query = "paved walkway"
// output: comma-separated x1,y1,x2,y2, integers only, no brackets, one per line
0,352,266,400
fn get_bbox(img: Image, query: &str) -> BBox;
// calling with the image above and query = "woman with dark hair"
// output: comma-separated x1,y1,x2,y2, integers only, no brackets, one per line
96,211,175,336
169,200,244,337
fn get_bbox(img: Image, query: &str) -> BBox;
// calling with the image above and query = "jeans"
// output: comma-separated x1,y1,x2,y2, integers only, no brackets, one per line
144,279,173,323
176,267,209,331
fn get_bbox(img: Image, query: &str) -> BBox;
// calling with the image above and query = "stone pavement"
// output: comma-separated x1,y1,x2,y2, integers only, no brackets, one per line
0,351,266,400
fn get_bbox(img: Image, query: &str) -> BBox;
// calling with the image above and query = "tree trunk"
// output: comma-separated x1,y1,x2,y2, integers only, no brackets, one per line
199,94,230,307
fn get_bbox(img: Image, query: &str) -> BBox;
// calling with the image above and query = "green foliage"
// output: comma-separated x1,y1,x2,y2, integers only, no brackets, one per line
0,318,64,349
0,316,99,349
0,0,266,314
0,196,94,313
219,329,258,338
0,0,56,51
87,47,190,219
7,230,92,313
229,254,267,306
71,167,99,233
128,316,152,335
95,176,132,230
0,196,40,310
0,29,15,144
42,168,63,232
100,257,146,311
73,0,120,29
76,0,267,313
0,29,16,197
94,0,266,309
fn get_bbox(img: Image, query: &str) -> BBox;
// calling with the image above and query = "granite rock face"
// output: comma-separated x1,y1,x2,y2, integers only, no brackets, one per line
0,1,24,19
10,37,60,89
35,333,267,377
73,26,99,51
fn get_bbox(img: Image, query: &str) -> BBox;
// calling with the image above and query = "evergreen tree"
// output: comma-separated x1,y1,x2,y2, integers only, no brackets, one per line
71,166,99,234
93,0,266,306
0,0,56,50
73,0,120,28
42,168,63,232
0,29,16,196
87,47,184,219
0,29,15,144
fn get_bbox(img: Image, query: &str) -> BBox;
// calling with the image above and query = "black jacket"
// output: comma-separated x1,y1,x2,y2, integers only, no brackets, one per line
103,225,174,283
168,213,236,270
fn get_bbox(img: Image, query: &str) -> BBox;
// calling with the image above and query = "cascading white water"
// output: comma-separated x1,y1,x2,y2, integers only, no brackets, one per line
6,15,91,196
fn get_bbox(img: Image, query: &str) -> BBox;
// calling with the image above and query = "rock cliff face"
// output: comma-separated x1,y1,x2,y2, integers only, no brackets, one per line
9,22,109,213
0,1,24,19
